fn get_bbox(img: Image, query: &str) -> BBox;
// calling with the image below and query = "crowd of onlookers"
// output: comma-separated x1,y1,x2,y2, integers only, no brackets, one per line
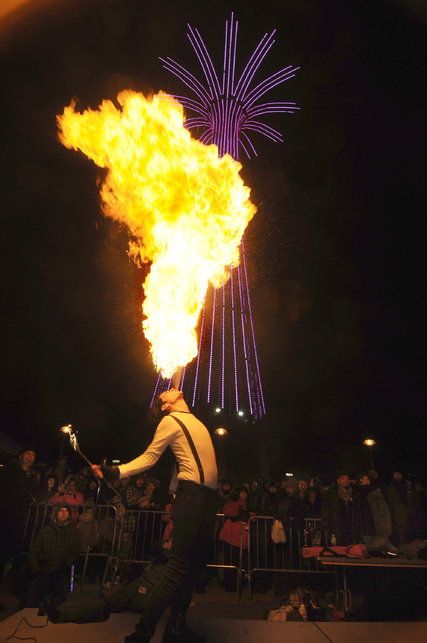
0,444,426,609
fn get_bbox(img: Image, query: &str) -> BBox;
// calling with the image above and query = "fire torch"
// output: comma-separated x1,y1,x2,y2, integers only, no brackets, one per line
60,424,121,500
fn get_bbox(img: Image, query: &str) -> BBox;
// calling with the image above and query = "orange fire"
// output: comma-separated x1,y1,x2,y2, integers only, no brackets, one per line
57,91,256,378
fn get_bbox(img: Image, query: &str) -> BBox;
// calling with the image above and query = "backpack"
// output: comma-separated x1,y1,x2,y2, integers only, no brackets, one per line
48,589,109,623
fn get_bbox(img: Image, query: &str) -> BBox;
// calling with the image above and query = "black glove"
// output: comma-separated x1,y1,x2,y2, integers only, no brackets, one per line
101,465,120,482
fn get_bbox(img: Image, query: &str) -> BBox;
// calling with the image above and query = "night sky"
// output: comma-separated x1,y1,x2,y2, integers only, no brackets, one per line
1,0,425,480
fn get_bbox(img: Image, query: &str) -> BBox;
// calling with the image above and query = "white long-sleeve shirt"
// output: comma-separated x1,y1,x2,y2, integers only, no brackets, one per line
118,412,218,489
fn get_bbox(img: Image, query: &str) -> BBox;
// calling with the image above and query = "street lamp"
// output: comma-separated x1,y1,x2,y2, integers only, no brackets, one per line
363,438,377,468
214,427,228,478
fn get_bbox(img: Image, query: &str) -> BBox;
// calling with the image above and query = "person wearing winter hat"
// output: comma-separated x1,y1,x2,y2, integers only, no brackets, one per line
24,504,80,611
321,471,357,545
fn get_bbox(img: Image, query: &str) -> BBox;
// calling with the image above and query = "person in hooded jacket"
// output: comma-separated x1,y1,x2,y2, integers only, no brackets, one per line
384,471,411,544
25,503,80,609
356,473,392,538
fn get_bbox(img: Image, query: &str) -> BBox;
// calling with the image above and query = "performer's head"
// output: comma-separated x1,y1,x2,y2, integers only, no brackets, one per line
152,388,189,421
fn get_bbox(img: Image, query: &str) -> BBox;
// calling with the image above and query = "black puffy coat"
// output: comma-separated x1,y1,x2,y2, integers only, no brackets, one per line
28,518,80,574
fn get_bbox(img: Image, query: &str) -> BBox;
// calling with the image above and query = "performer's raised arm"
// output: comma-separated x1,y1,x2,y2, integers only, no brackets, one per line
118,417,179,478
91,416,179,481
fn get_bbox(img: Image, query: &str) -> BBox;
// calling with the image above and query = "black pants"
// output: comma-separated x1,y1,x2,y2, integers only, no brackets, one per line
135,481,217,638
223,545,247,593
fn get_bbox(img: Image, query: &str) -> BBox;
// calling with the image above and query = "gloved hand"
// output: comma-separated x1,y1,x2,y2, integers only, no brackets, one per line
91,464,120,481
101,465,120,482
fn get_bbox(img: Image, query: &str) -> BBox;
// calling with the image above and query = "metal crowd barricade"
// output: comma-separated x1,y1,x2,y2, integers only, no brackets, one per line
22,505,332,596
210,513,247,597
109,510,246,596
22,502,119,586
247,515,332,597
106,508,166,585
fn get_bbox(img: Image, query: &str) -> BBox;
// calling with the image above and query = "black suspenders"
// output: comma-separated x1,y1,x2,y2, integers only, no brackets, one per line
170,414,205,485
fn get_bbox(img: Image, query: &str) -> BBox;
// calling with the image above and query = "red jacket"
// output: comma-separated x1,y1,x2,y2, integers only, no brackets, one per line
218,518,248,549
48,492,85,521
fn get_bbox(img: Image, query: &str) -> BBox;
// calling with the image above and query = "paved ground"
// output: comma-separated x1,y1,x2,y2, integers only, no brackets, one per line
1,572,427,641
0,575,283,625
1,609,427,643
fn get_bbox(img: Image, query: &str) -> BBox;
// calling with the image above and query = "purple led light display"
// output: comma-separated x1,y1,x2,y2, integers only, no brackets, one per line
160,13,299,159
152,13,298,420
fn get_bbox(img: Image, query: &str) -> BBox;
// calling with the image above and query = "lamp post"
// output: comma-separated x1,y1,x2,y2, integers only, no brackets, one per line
214,427,229,477
363,438,377,469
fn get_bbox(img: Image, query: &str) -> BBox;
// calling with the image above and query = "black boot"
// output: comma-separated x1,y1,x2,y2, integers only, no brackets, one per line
124,621,153,642
162,612,206,643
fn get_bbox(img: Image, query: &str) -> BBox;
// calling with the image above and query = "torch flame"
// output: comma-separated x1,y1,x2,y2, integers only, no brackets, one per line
60,424,73,435
57,91,256,377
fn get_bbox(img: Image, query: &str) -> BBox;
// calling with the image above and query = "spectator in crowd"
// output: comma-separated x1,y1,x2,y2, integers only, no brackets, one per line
40,474,59,503
290,479,309,531
322,472,368,545
303,487,323,545
126,474,147,508
34,469,43,488
77,501,100,554
74,466,90,494
0,444,40,577
274,485,293,527
303,487,323,520
84,478,101,504
25,503,80,611
77,501,101,583
384,471,411,544
218,479,232,508
296,479,308,499
119,476,132,503
222,486,248,516
368,469,380,483
309,477,322,491
356,472,392,540
48,477,85,520
51,455,69,487
137,479,161,510
220,487,251,593
248,479,267,514
265,482,280,516
98,498,136,582
278,477,294,501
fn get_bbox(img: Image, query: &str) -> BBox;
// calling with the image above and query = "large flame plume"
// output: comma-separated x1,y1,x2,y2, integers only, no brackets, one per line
57,91,256,378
